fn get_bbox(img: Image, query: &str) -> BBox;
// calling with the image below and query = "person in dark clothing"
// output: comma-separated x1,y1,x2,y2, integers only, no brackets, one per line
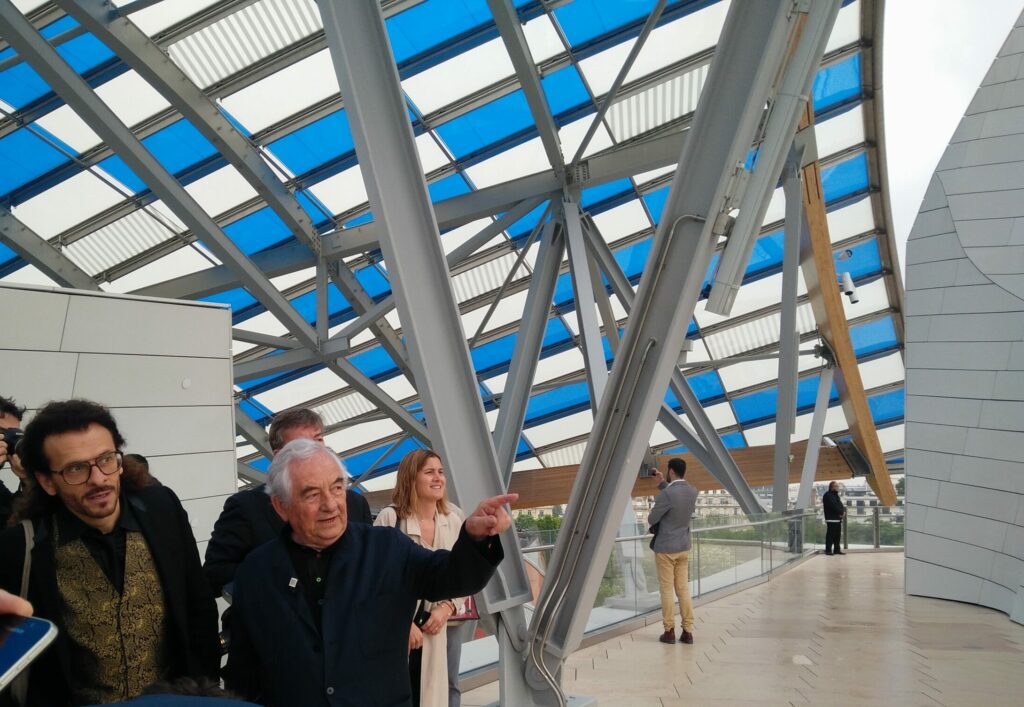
224,439,514,707
203,408,372,599
822,481,846,556
0,399,219,707
0,395,27,528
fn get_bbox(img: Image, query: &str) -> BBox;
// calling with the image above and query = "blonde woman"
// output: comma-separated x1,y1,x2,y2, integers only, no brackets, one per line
375,449,467,707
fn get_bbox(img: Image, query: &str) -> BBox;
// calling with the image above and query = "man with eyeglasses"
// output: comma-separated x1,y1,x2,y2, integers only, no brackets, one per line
0,399,219,707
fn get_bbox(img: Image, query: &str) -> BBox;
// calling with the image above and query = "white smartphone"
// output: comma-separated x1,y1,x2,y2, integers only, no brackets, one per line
0,615,57,692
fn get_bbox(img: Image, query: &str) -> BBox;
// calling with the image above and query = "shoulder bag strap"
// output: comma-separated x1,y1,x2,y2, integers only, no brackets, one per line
12,518,36,706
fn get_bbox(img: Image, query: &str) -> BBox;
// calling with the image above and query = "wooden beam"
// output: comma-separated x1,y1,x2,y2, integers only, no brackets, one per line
797,101,897,506
362,441,853,511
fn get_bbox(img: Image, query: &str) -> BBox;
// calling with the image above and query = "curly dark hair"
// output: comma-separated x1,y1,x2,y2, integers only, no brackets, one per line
0,395,25,421
19,399,126,477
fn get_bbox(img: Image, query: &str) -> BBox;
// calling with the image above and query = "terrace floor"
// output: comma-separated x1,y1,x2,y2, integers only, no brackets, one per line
463,552,1024,706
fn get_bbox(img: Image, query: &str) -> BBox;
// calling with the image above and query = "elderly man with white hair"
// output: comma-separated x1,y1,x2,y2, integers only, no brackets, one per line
224,438,515,707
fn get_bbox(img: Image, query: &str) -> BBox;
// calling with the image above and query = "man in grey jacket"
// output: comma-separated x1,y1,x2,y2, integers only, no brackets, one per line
648,457,699,644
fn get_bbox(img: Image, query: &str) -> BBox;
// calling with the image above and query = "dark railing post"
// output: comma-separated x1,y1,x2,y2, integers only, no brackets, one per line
842,513,849,551
873,507,881,548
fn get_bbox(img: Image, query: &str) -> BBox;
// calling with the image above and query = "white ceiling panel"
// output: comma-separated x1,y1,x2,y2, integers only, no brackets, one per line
95,71,171,128
252,367,340,413
824,0,861,54
104,242,217,292
816,106,865,160
306,164,369,215
525,409,593,448
877,424,905,454
589,199,650,242
463,137,550,189
34,105,101,153
184,165,260,217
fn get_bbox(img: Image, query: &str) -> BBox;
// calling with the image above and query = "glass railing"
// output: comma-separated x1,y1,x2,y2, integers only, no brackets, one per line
457,510,827,677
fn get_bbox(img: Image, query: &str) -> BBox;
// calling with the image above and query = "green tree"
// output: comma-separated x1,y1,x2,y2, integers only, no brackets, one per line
895,476,905,496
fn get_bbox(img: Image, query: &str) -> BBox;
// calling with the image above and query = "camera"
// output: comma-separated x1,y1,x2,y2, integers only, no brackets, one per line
840,271,859,304
1,427,23,455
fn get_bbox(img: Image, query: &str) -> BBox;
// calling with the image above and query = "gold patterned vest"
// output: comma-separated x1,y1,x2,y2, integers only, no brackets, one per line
55,529,168,705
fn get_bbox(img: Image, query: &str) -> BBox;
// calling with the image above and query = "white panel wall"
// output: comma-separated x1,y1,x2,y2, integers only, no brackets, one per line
904,11,1024,625
0,283,236,546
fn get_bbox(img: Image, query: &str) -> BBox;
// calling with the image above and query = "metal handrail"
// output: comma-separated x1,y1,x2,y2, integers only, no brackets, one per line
519,511,816,555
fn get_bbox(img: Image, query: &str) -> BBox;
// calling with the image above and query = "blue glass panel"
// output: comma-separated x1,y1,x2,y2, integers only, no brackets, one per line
349,345,401,382
56,32,115,74
661,445,688,455
642,186,669,224
686,370,727,403
247,457,270,473
813,53,861,112
268,110,354,176
732,376,839,426
821,153,868,203
386,0,492,65
552,271,576,310
745,231,784,278
616,238,653,282
0,63,51,109
554,0,659,46
849,316,898,358
0,129,68,197
471,318,572,377
355,265,391,301
41,16,78,39
428,173,470,202
721,431,746,449
201,287,256,312
868,388,904,425
524,381,591,427
581,178,633,209
515,438,532,457
220,208,291,255
289,285,350,324
541,65,590,115
342,437,424,478
835,238,882,281
295,191,336,223
435,90,533,159
504,200,551,241
142,119,216,176
239,398,275,425
96,155,144,192
344,213,374,228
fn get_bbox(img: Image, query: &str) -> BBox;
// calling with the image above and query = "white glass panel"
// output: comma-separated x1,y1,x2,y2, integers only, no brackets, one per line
327,419,402,454
590,199,650,242
403,38,513,116
95,71,171,128
0,264,58,287
220,50,339,133
524,409,593,448
827,199,875,243
307,164,369,215
417,132,451,173
13,171,123,238
127,0,221,36
558,115,614,161
35,105,101,153
252,368,339,412
859,353,905,390
876,424,904,454
441,217,501,255
512,457,545,471
184,165,260,216
824,0,860,54
524,15,564,62
104,243,217,293
361,471,396,491
816,106,865,161
463,137,549,188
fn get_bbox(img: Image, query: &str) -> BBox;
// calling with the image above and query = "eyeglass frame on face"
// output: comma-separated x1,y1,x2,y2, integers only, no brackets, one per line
49,450,123,486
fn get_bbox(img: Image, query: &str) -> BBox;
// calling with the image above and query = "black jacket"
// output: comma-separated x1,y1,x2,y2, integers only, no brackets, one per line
822,490,846,521
202,484,372,597
0,485,220,707
224,523,502,707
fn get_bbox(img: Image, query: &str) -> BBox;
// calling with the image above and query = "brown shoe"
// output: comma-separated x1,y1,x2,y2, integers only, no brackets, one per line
680,630,694,644
658,628,676,644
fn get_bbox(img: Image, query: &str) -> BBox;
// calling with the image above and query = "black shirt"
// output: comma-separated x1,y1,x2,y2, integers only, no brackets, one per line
54,497,141,593
281,527,338,631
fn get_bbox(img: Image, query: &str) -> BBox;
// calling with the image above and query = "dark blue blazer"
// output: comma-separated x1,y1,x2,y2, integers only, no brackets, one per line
224,522,502,707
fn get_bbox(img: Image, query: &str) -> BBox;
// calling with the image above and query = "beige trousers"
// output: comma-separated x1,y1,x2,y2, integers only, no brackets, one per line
655,550,694,632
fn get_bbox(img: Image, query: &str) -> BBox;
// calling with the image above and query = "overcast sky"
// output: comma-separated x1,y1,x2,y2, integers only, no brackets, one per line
883,0,1024,272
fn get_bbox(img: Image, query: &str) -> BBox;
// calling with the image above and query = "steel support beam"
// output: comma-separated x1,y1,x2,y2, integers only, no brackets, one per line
134,128,686,302
492,221,564,483
580,216,764,516
60,0,412,380
234,403,273,459
562,202,607,408
0,206,99,290
231,329,302,350
772,153,805,511
316,0,531,619
705,0,842,315
795,364,835,510
527,6,794,694
487,0,564,175
0,0,320,351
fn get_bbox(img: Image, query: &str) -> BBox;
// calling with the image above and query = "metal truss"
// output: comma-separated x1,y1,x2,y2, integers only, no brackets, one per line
0,206,99,290
524,4,799,702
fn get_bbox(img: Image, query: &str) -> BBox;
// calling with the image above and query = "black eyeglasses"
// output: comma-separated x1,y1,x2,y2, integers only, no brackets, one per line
51,451,123,486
